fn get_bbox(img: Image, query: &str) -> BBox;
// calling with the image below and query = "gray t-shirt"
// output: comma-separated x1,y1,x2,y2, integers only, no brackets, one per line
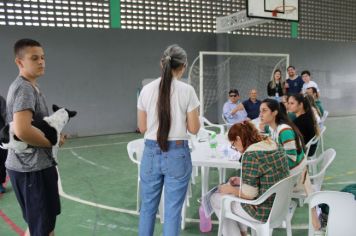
5,76,55,172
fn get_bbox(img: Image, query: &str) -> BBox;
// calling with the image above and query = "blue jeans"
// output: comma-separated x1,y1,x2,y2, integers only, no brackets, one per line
139,139,192,236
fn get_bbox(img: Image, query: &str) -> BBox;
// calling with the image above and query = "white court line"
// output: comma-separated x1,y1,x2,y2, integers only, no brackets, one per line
70,149,110,170
290,224,308,229
57,167,139,216
119,226,138,233
328,115,356,120
62,141,128,150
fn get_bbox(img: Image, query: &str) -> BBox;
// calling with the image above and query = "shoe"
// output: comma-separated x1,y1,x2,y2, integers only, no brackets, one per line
319,212,328,228
0,184,5,193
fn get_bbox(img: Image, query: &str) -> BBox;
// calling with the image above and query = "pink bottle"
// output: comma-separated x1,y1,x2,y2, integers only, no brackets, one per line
199,205,212,232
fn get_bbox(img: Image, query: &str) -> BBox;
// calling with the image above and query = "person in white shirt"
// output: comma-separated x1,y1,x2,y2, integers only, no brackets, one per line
301,70,320,96
137,45,200,236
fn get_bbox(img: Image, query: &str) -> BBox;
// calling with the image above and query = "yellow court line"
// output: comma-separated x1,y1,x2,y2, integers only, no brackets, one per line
324,170,356,181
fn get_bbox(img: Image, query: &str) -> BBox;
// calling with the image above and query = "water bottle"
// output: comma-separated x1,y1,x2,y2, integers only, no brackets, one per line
209,132,218,158
223,145,229,158
199,205,212,232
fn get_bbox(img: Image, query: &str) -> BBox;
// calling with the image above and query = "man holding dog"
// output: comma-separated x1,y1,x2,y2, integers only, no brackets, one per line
5,39,66,236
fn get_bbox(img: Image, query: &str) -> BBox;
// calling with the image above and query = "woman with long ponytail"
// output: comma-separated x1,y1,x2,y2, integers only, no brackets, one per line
137,45,200,236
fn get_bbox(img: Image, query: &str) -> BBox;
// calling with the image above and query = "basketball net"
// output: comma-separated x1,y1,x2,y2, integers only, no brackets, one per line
272,5,297,17
216,10,271,33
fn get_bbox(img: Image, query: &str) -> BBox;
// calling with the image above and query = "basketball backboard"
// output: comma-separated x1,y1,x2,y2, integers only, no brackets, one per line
247,0,299,22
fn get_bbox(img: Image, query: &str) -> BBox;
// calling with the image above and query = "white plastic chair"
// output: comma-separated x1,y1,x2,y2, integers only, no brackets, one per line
127,138,145,212
306,148,336,191
319,110,328,152
221,113,236,128
218,173,300,236
292,148,336,205
319,110,329,127
305,191,356,236
127,138,190,230
221,113,229,124
200,116,225,135
304,126,327,173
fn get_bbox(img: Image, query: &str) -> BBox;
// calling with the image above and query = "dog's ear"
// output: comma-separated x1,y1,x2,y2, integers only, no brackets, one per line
67,110,77,118
53,104,60,112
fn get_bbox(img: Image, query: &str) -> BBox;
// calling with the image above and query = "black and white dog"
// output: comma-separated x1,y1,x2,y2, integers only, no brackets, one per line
0,104,77,158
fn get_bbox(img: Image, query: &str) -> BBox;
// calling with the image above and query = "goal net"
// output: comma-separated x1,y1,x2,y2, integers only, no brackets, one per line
188,52,289,123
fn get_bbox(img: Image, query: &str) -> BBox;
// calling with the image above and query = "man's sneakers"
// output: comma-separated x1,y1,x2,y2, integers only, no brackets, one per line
0,184,5,194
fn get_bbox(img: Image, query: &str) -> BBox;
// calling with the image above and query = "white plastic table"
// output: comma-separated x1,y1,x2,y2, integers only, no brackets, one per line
190,135,241,197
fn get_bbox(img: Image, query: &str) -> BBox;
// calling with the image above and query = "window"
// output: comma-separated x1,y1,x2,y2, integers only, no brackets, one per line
0,0,109,28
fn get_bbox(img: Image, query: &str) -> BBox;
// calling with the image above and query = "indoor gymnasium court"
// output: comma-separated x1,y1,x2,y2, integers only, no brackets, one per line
0,0,356,236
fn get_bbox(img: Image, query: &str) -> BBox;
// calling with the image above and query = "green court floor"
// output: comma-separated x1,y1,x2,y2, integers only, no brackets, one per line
0,116,355,236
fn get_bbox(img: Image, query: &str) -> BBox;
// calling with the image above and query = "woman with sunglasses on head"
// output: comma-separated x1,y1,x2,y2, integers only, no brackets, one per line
210,121,289,236
259,98,306,175
137,45,200,236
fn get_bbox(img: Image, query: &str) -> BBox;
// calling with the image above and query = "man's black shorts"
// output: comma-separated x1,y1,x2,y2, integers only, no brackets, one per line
8,166,61,236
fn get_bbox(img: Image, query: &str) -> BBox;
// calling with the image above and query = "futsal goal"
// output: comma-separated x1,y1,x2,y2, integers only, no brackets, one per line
188,52,289,122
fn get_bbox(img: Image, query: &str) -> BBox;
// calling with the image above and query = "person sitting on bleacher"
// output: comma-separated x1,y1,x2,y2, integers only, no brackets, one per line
222,89,247,124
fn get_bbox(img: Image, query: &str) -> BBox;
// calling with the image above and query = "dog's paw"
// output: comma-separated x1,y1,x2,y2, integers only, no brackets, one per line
0,143,9,150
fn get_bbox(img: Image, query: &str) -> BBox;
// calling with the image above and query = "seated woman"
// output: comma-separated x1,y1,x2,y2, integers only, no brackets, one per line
288,94,320,156
306,86,324,116
259,98,306,175
287,94,322,229
305,94,322,124
210,121,290,236
282,95,296,121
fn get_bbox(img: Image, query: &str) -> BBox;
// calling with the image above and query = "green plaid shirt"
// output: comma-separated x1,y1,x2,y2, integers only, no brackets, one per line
241,143,290,222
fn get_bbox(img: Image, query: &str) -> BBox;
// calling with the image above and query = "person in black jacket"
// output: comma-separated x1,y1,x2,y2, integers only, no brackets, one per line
267,69,286,100
0,94,7,193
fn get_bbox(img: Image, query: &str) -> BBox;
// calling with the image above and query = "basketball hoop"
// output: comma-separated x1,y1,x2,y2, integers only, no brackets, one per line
272,5,297,17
